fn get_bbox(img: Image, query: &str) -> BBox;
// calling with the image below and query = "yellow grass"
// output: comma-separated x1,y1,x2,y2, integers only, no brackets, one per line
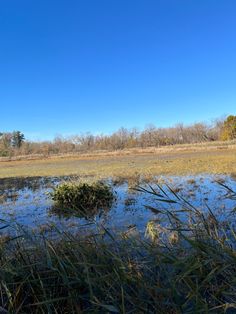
0,145,235,179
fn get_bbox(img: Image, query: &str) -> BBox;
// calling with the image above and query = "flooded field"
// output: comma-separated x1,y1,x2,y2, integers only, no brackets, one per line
0,174,235,237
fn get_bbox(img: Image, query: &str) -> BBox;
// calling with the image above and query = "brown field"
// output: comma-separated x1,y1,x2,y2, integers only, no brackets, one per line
0,143,235,179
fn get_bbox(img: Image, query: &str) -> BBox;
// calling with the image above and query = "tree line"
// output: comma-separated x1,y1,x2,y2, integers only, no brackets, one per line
1,115,235,157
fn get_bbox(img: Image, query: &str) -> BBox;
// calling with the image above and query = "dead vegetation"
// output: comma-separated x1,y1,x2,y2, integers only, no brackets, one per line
0,145,235,179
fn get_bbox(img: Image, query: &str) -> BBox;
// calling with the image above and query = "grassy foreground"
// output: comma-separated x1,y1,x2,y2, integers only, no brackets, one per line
0,146,235,179
0,183,236,313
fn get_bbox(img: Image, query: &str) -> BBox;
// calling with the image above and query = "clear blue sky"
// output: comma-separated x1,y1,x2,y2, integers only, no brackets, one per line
1,0,235,140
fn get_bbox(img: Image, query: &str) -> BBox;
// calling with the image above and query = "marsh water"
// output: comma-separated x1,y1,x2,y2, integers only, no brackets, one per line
0,175,235,237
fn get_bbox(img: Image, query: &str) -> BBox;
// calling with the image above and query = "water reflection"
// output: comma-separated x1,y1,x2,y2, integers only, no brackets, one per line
0,174,235,237
49,203,112,220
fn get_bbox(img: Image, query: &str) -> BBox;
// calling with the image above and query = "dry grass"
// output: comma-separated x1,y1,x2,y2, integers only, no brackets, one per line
0,146,235,179
0,139,236,162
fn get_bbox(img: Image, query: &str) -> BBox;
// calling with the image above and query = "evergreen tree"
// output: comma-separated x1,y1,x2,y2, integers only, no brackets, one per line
11,131,25,148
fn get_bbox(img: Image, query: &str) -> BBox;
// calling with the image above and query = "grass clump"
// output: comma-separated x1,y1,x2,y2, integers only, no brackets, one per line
51,181,114,216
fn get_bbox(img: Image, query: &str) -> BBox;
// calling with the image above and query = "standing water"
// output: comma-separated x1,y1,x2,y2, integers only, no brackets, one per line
0,174,235,237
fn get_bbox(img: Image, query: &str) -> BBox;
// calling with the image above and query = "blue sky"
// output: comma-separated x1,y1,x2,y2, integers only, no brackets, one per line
1,0,235,140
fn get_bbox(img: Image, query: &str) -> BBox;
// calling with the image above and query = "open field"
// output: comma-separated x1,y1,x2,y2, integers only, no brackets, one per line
0,144,235,179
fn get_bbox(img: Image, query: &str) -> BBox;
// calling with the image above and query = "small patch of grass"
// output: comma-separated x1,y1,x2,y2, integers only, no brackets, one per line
51,181,115,217
124,197,136,206
187,178,196,184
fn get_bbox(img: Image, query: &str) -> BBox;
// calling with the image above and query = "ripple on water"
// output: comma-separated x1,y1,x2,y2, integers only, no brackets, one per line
0,174,235,237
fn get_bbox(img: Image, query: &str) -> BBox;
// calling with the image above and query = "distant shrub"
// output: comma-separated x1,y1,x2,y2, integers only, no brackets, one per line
0,150,10,157
220,115,236,140
51,181,114,216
